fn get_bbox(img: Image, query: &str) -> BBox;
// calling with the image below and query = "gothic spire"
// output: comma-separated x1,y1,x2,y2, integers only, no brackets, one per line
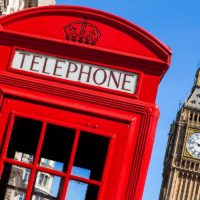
184,68,200,109
194,67,200,87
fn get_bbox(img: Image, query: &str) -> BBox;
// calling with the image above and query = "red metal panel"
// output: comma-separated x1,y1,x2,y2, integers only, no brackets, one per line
0,5,171,200
0,98,132,199
0,6,171,62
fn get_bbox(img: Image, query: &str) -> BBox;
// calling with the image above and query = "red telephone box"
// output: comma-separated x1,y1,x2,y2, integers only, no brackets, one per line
0,5,171,200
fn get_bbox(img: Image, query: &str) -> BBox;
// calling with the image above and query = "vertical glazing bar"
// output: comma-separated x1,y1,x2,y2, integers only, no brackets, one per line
98,135,114,200
0,113,15,176
59,129,81,199
25,121,47,200
33,121,47,165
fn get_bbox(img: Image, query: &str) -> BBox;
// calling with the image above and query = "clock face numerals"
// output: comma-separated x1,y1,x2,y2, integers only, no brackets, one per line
186,132,200,159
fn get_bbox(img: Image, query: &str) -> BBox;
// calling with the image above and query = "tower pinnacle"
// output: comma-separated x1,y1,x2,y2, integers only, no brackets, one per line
195,68,200,87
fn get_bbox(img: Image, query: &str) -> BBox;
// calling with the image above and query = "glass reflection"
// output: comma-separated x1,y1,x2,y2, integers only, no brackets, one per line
65,180,99,200
72,132,109,180
0,164,30,200
6,117,42,163
39,124,75,172
32,172,62,200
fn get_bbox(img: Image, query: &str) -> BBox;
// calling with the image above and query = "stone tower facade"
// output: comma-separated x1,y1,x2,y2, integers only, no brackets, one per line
0,0,56,15
159,69,200,200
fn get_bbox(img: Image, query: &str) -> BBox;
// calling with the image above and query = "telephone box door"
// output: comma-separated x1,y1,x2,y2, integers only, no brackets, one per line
0,98,131,200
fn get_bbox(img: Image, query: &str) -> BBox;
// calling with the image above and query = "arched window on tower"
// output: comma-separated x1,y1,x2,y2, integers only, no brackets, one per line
4,0,9,8
194,114,198,122
38,173,49,187
19,192,25,200
27,0,35,8
23,168,30,183
38,173,44,185
190,113,193,121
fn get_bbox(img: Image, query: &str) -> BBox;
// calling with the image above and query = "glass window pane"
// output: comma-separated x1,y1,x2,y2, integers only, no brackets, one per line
72,132,109,180
0,164,30,199
32,172,63,199
6,117,42,163
72,166,91,179
39,124,75,172
66,180,99,200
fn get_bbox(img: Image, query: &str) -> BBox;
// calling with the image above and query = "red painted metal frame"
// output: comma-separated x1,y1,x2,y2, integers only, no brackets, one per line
0,5,171,200
0,98,130,199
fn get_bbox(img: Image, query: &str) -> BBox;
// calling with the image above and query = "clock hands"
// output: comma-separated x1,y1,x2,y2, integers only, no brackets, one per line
186,133,200,158
194,141,200,147
189,139,200,146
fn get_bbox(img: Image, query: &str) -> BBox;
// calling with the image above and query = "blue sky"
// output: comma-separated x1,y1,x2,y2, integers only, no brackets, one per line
56,1,200,199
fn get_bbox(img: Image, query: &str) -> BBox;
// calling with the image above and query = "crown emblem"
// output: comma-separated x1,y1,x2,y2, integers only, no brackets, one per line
64,19,101,46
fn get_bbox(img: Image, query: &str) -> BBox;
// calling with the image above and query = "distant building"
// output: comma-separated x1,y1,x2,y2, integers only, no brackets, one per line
0,0,56,15
5,152,55,200
159,69,200,199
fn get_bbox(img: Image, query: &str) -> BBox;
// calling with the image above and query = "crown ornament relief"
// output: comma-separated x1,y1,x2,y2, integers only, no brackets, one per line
64,19,101,45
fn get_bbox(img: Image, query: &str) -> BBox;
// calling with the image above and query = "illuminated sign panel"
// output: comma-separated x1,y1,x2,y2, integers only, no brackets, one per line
11,50,138,94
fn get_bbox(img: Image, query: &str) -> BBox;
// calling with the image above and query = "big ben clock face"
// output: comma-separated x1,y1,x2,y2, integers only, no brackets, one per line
186,132,200,159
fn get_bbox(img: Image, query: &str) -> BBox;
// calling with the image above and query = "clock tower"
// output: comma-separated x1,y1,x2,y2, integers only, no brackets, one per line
159,69,200,200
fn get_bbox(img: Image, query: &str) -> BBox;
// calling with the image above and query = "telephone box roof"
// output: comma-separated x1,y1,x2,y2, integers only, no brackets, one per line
0,5,171,77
